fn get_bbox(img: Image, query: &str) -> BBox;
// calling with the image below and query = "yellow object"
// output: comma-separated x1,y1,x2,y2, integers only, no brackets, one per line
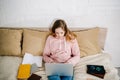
17,64,31,79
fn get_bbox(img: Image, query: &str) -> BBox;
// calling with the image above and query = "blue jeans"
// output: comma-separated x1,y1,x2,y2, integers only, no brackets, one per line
48,75,73,80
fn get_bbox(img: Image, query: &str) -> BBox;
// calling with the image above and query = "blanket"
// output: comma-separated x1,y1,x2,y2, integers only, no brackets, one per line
35,53,119,80
73,53,119,80
0,56,22,80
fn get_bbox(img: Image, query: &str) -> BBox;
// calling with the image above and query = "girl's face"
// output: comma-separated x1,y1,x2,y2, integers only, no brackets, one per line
55,27,65,38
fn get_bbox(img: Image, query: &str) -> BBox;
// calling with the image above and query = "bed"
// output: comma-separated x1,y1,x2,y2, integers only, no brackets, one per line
0,27,119,80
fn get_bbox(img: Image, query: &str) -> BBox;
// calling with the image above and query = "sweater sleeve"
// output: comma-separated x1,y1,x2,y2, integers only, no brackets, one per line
43,36,55,63
66,39,80,66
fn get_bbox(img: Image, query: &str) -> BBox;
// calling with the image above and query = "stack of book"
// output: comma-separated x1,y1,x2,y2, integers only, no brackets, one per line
17,53,42,80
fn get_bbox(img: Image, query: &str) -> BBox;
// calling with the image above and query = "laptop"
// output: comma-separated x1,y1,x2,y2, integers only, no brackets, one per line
45,63,73,76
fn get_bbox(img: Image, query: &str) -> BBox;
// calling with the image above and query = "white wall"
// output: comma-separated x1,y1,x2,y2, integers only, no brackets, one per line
0,0,120,67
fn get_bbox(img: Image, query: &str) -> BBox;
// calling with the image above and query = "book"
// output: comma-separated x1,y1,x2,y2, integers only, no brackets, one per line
17,64,31,79
87,65,106,79
31,63,39,74
22,53,42,67
28,74,41,80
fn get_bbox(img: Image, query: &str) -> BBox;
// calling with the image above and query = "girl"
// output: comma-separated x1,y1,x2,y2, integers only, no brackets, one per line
43,19,80,80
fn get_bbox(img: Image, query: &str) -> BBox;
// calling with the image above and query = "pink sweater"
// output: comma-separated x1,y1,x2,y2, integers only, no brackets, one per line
43,35,80,66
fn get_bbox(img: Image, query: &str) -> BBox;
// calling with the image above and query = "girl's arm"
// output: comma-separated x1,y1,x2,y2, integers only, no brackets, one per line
66,39,80,66
43,36,55,63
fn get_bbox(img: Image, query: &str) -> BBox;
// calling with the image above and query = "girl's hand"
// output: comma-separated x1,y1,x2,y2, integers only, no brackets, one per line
55,50,65,54
51,50,64,58
54,51,69,62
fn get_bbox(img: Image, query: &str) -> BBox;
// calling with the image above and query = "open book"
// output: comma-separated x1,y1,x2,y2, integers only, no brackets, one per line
22,53,42,67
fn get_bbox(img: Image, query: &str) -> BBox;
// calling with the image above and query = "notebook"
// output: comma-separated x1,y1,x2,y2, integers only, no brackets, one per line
31,63,39,74
28,74,41,80
17,64,31,79
45,63,73,76
87,65,106,78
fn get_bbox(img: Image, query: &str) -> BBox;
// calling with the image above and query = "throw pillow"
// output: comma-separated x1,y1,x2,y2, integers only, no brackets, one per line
22,29,50,56
74,27,101,57
0,29,22,56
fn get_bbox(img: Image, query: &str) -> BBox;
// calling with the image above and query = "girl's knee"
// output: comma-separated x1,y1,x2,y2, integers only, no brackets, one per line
61,76,73,80
48,75,60,80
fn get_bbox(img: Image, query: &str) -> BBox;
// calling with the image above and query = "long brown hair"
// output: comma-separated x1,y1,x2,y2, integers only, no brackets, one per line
50,19,76,41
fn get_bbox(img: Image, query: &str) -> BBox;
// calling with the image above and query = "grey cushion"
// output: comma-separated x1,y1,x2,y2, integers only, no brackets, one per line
0,56,22,80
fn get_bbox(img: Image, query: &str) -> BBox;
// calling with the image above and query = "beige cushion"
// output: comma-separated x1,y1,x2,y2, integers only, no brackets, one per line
22,29,50,56
74,27,101,57
0,29,22,56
